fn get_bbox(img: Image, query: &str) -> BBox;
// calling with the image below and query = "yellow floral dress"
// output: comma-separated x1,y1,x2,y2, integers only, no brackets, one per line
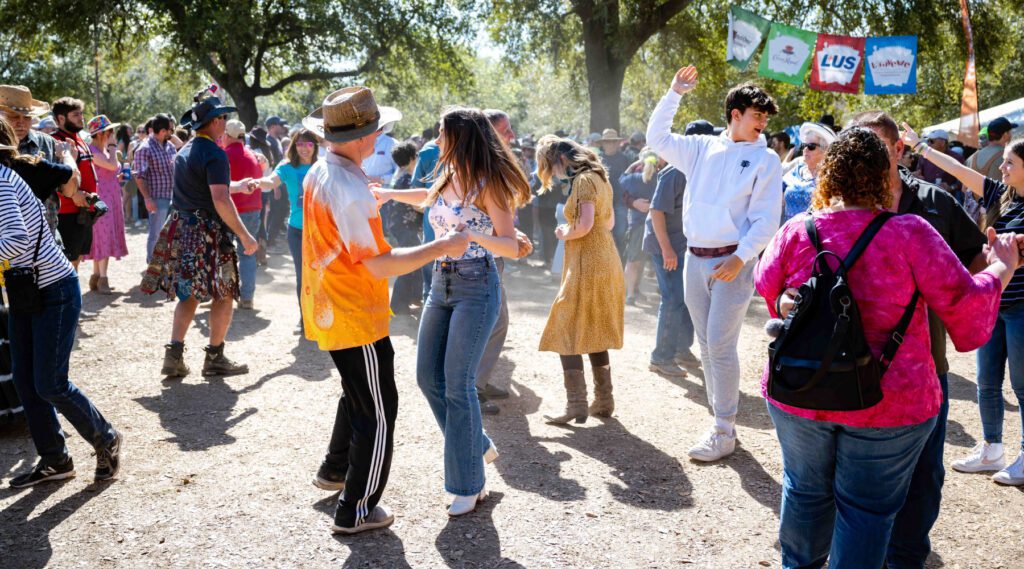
539,170,625,355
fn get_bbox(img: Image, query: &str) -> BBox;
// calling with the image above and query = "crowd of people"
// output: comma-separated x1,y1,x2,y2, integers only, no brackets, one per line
2,65,1024,568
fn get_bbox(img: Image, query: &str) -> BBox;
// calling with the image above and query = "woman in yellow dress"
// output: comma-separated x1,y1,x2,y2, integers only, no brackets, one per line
535,136,625,424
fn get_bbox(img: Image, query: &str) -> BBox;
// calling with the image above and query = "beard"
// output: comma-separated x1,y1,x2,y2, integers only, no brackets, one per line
64,120,84,134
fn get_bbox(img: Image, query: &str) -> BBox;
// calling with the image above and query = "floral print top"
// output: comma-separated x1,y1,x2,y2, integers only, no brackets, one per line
781,162,816,222
755,209,1002,428
429,192,493,260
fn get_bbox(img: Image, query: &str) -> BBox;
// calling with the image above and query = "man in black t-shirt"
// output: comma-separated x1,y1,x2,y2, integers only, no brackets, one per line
141,91,258,380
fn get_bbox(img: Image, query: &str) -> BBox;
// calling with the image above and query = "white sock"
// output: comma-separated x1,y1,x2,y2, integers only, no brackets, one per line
714,416,736,436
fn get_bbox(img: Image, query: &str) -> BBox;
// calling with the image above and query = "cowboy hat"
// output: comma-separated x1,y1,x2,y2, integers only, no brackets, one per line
302,86,402,143
180,95,236,129
0,85,50,117
597,128,625,143
87,115,120,137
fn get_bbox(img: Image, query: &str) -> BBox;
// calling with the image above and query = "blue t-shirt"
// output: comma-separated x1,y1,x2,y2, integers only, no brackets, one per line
171,136,231,219
642,166,687,256
619,171,657,227
274,162,312,229
412,140,441,242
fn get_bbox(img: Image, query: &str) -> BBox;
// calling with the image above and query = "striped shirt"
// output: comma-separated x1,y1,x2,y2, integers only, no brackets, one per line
982,177,1024,309
0,165,75,288
133,135,177,200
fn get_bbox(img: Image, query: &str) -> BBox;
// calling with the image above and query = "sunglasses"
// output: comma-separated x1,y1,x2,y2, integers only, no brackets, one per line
801,143,820,151
296,141,316,149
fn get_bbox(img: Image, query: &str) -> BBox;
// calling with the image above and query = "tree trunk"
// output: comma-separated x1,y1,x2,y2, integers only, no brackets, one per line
232,93,259,129
587,62,626,133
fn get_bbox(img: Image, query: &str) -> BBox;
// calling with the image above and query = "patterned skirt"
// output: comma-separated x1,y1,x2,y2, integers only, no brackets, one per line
141,209,240,302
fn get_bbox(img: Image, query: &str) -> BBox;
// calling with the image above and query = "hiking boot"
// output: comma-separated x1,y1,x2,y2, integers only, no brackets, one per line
544,369,588,425
313,462,347,492
161,342,190,378
202,344,249,377
332,504,395,535
95,430,123,481
589,365,615,417
10,458,76,488
479,383,510,400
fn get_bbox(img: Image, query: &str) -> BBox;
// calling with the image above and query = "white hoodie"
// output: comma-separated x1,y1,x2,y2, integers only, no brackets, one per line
646,89,783,263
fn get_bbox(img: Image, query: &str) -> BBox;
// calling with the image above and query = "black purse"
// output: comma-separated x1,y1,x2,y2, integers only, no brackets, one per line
3,216,45,315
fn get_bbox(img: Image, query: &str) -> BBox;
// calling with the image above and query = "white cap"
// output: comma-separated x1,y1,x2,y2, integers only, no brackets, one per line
225,119,247,139
799,122,838,147
927,129,949,141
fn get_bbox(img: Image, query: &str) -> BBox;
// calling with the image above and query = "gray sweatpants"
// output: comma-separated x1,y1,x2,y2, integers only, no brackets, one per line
683,252,755,423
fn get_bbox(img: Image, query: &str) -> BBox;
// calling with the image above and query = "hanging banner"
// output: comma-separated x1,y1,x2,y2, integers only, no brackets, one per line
758,23,817,86
864,36,918,94
809,34,865,94
727,6,772,70
957,0,980,147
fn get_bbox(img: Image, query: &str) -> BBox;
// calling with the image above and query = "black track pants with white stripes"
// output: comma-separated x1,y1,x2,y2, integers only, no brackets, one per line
327,337,398,527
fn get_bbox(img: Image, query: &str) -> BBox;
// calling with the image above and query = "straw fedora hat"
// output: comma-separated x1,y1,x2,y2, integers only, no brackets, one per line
302,86,401,143
0,85,50,117
597,128,625,143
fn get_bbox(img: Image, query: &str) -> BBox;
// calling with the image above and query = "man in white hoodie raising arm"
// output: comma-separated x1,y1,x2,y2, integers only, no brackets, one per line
646,66,783,462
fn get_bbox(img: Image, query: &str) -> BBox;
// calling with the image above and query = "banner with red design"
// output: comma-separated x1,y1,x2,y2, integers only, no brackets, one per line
809,34,865,94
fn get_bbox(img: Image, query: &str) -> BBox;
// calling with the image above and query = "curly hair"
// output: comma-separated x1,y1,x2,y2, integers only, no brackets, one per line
813,127,892,210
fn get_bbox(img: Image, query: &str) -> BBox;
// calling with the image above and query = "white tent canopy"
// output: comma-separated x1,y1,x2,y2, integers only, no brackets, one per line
923,96,1024,139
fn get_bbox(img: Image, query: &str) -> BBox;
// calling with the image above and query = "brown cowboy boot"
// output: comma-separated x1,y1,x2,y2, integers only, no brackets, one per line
89,273,100,291
96,277,115,295
589,364,615,417
544,369,588,424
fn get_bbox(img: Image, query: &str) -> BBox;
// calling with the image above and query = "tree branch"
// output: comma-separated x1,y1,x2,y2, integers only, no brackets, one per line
620,0,692,56
254,44,389,96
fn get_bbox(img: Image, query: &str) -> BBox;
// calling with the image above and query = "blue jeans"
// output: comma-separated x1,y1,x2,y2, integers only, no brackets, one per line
146,197,172,263
650,252,694,364
768,403,936,569
416,256,500,496
9,275,115,465
612,205,628,258
886,373,948,569
234,211,262,301
975,301,1024,452
286,225,303,306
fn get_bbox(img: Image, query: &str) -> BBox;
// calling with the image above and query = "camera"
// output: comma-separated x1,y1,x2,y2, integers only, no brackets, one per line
76,193,109,226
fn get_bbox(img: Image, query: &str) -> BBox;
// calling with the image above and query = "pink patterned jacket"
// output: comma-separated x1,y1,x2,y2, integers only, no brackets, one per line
755,209,1001,428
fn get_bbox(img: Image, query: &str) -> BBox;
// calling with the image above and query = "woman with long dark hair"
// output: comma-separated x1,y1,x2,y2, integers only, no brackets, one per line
902,124,1024,486
534,136,625,424
375,106,529,516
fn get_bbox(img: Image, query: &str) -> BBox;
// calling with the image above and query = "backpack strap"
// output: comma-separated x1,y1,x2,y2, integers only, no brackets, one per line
879,290,920,370
840,212,895,275
804,215,822,253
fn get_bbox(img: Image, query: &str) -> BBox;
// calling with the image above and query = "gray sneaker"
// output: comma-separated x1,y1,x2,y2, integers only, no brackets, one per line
331,505,395,535
649,361,687,378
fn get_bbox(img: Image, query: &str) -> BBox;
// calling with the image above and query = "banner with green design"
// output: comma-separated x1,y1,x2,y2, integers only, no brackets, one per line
757,23,818,85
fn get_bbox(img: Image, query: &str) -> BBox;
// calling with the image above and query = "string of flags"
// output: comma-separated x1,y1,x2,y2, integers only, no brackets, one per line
727,6,918,95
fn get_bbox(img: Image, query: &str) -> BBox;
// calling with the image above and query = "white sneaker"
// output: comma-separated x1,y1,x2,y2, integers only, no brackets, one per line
951,442,1005,473
992,453,1024,486
687,427,736,462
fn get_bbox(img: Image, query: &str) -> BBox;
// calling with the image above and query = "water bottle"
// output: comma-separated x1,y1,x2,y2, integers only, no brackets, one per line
122,163,132,181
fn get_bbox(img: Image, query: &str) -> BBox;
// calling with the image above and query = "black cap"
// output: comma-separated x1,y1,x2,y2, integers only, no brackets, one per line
988,116,1019,138
265,115,289,128
685,120,716,136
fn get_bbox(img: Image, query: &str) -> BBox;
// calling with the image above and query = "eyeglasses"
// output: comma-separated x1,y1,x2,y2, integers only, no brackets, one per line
802,143,820,151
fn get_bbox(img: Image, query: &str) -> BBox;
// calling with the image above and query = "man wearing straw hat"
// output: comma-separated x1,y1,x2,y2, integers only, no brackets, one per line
141,88,258,379
301,86,470,535
0,85,80,246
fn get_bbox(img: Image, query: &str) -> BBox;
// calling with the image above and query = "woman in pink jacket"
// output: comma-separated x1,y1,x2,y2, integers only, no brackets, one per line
754,127,1020,569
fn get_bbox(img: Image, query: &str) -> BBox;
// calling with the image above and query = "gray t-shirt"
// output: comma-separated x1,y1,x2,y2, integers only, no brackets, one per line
171,136,231,218
642,166,687,256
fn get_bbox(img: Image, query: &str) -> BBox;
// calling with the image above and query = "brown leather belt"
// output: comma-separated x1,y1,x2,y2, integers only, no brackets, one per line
689,244,738,258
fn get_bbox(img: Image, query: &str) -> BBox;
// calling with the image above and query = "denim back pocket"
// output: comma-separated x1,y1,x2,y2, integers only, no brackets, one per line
454,262,488,281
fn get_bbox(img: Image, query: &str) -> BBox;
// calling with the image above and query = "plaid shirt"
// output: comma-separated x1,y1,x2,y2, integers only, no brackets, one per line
133,135,176,200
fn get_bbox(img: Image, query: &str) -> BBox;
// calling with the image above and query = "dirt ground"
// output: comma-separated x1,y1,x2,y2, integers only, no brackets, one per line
2,227,1022,569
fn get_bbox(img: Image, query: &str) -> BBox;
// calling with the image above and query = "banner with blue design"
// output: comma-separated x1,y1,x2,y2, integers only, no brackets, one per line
864,36,918,95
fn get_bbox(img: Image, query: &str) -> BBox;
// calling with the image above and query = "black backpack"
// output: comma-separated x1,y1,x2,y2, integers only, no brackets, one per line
767,213,919,411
